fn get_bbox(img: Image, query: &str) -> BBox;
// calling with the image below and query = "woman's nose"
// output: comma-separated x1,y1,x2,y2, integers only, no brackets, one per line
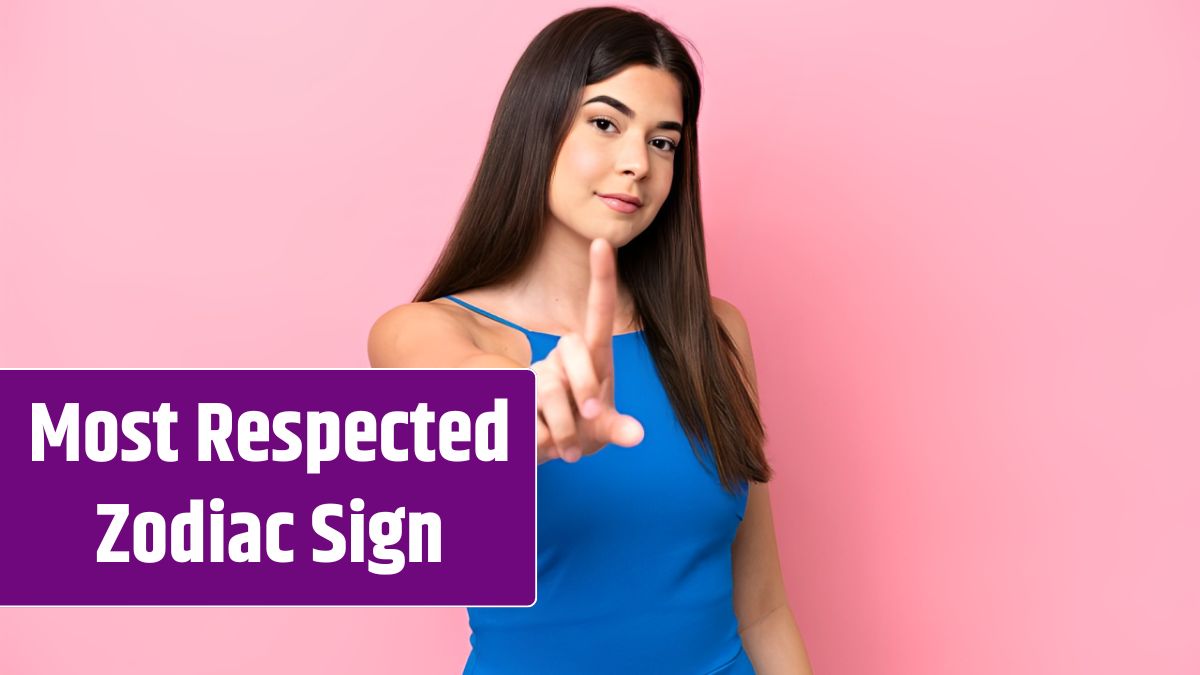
615,136,650,179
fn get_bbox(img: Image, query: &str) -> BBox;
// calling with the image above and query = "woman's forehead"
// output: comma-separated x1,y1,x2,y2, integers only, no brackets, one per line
580,65,683,122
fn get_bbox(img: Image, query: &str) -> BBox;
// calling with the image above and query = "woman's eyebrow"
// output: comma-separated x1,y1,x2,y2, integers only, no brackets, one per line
583,95,683,133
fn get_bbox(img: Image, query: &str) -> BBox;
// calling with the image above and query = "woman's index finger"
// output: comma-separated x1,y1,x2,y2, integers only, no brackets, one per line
584,238,617,363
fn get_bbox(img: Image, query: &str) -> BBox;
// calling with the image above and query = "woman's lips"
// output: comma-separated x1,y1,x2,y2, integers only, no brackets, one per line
597,195,640,214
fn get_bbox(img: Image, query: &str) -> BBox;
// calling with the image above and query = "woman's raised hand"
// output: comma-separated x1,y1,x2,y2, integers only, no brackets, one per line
533,238,645,464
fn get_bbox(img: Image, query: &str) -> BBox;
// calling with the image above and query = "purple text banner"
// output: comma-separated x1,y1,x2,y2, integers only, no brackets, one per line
0,369,536,606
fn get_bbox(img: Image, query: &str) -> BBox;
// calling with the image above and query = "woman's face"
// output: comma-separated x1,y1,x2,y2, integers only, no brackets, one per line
546,65,684,247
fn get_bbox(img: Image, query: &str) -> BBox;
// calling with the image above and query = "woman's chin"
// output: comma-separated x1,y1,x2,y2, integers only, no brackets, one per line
551,216,647,249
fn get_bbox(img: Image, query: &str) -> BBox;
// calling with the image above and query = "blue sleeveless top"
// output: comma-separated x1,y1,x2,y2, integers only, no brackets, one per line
444,296,755,675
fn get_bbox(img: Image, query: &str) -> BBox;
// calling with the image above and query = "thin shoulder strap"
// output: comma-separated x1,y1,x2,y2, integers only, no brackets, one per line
443,296,532,336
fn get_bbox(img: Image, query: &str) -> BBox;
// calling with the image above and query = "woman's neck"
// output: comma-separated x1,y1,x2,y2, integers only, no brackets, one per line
488,224,638,335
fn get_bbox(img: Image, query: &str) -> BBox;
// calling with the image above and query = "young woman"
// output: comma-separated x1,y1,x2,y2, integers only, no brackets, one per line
369,7,814,674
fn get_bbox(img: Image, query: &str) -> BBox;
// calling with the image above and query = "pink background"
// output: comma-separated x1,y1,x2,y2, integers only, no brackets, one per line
2,1,1197,673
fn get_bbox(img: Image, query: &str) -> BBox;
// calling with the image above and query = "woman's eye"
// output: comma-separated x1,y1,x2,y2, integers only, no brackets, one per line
590,118,616,132
651,138,678,153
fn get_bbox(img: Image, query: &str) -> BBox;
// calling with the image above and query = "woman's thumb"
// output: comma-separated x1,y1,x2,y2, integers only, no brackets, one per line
605,412,644,447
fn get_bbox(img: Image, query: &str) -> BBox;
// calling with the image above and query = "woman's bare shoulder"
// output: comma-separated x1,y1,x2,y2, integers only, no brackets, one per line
711,295,758,391
711,296,750,344
367,300,482,368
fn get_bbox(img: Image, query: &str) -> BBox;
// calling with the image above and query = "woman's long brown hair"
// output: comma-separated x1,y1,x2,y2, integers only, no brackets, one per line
414,7,771,492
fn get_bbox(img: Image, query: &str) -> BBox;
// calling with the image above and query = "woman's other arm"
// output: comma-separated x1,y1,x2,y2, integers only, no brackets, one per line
713,297,815,675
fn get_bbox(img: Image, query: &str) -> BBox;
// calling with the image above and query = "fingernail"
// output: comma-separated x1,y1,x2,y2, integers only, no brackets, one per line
581,398,602,419
564,446,581,462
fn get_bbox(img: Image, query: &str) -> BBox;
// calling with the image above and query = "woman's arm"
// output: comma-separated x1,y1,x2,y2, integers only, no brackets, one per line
369,247,642,466
734,483,814,674
713,297,815,675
